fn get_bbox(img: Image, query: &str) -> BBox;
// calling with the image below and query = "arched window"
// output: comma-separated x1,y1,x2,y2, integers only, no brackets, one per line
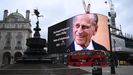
2,52,11,64
14,52,22,61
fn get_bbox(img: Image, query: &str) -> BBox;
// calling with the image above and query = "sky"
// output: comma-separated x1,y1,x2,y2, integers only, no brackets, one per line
0,0,133,39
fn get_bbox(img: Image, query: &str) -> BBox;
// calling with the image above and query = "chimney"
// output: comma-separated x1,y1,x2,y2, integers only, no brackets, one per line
26,10,30,21
3,10,8,20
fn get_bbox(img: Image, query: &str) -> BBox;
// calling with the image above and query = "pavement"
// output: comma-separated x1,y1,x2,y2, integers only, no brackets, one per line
0,64,133,75
0,64,90,75
69,65,133,75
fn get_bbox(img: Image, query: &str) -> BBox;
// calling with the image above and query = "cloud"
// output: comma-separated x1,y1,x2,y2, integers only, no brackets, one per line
113,0,133,35
0,0,133,38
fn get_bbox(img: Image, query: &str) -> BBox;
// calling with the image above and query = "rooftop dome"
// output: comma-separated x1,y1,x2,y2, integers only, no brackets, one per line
6,10,26,22
8,10,24,18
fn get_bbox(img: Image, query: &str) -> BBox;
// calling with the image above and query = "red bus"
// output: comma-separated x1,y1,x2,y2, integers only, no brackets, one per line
65,50,110,66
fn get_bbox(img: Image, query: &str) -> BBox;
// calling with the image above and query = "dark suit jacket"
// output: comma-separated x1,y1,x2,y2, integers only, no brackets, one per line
68,40,107,52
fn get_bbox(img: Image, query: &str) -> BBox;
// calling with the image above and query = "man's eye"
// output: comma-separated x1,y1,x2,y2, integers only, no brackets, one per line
75,24,80,28
82,26,90,29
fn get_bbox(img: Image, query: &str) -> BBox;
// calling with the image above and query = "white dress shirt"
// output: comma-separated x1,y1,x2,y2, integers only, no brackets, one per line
74,40,94,51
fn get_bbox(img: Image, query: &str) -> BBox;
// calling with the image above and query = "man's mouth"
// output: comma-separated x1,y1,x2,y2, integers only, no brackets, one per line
76,35,84,38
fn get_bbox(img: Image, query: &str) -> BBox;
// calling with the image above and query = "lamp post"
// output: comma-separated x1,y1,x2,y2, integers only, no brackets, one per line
113,39,118,68
108,24,116,74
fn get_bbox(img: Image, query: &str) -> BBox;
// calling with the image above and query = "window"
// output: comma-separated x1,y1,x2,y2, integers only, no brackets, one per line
0,32,1,40
15,41,22,50
15,32,23,50
4,32,12,50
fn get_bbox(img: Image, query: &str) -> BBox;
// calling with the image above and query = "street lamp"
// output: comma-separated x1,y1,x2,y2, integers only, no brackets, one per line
108,24,116,74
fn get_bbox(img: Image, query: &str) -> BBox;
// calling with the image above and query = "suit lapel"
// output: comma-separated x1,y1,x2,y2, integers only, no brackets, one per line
69,42,75,52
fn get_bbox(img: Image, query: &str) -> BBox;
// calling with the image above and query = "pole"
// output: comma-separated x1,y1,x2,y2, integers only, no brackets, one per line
108,25,116,74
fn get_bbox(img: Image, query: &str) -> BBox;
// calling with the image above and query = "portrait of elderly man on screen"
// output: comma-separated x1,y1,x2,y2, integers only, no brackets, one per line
68,13,107,52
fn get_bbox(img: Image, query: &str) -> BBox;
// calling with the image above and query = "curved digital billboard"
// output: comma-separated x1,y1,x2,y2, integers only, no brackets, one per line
48,13,110,53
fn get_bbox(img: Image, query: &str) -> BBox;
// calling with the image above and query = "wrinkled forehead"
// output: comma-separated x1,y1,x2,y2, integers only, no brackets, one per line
74,13,97,24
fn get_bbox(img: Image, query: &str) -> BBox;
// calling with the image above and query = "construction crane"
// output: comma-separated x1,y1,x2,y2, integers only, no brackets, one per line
81,0,90,13
105,0,117,74
105,0,117,34
105,0,116,18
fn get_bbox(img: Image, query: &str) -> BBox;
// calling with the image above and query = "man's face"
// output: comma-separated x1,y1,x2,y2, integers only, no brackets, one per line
73,14,98,47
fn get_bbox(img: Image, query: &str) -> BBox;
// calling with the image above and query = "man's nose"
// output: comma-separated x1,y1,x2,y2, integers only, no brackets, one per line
77,26,83,33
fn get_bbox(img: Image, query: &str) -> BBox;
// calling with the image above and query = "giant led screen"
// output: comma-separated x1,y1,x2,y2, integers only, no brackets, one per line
48,13,110,53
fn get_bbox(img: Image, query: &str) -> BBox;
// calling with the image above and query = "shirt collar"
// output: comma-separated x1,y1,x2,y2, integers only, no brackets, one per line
74,40,94,51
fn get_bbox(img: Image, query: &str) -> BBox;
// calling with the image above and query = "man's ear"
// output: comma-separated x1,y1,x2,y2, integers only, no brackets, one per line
93,25,98,35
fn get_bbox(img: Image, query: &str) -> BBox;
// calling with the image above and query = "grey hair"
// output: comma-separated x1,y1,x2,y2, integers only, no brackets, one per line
73,13,98,24
93,13,98,24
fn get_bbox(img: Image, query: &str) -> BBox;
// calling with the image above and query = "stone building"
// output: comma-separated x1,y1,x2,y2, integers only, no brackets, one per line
110,27,133,65
0,10,32,66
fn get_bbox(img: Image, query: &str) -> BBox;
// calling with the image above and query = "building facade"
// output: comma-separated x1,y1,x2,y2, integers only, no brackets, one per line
110,27,133,65
0,10,32,65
